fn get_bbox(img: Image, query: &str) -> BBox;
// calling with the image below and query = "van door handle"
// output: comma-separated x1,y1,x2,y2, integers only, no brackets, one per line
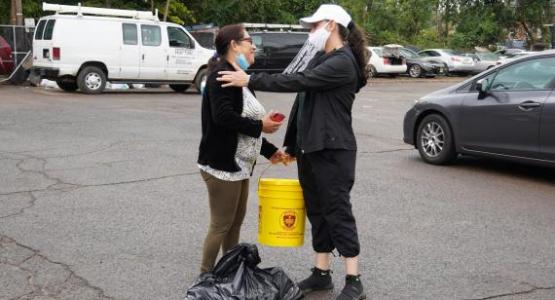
167,55,169,62
142,54,145,60
518,100,541,111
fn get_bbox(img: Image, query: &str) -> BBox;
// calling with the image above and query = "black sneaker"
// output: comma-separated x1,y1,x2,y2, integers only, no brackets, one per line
297,267,334,295
336,275,366,300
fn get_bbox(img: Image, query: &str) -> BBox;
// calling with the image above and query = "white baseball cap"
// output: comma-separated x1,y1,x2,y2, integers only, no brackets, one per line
300,4,352,28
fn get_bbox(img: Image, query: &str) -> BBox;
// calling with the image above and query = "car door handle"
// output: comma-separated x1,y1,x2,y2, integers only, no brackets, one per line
518,100,541,111
142,54,145,60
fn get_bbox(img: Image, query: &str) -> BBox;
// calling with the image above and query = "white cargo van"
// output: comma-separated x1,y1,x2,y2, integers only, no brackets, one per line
32,3,214,94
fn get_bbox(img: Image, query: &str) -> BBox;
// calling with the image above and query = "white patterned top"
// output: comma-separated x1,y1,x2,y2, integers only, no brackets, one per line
198,88,266,181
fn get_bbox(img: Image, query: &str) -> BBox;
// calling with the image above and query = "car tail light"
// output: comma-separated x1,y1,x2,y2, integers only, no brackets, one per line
383,57,390,65
52,47,61,60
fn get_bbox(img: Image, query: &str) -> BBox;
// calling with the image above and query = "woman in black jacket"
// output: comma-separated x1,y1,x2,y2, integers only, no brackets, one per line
217,5,370,300
197,24,285,273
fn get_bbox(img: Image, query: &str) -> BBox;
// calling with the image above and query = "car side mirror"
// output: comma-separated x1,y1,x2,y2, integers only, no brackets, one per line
476,79,489,98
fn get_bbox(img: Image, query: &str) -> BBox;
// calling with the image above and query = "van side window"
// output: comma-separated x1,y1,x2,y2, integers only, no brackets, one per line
35,20,46,40
43,20,56,40
141,25,161,47
167,27,193,48
122,24,138,45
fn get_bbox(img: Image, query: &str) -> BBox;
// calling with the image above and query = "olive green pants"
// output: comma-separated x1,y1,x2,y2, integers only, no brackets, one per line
200,170,249,273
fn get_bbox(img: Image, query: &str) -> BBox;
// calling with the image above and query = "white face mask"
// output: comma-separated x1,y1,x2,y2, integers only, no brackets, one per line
308,22,331,52
283,22,330,74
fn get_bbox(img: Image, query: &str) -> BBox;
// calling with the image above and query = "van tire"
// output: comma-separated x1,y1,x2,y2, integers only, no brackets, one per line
194,68,208,94
170,84,191,93
77,66,106,94
56,79,78,92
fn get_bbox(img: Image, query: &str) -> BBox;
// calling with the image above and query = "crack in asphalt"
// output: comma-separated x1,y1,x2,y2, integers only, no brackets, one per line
464,285,555,300
1,235,114,300
0,192,37,219
0,171,198,219
0,141,121,161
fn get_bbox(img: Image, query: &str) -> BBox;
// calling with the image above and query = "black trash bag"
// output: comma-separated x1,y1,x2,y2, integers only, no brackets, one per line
186,243,303,300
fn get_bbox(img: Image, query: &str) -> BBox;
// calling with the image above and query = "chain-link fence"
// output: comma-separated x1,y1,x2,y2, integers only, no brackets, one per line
0,24,34,81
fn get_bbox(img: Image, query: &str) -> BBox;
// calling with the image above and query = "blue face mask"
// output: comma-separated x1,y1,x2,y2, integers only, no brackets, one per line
235,53,250,70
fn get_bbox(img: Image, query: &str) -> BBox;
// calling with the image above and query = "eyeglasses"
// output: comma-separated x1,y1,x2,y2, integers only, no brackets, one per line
238,37,254,45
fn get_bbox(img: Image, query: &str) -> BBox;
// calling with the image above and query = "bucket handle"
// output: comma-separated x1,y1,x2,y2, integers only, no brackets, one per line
257,160,296,189
257,163,273,190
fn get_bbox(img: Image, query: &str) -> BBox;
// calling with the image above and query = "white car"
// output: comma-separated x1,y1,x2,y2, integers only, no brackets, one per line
32,3,214,94
367,46,407,77
418,49,475,74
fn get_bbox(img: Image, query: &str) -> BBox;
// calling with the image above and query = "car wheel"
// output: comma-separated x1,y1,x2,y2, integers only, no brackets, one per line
169,84,191,93
77,66,106,94
56,78,78,92
195,68,208,94
409,65,422,78
368,65,377,78
416,114,457,165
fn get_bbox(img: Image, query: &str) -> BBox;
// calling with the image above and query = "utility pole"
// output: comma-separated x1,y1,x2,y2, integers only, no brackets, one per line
10,0,16,25
15,0,23,25
164,0,170,22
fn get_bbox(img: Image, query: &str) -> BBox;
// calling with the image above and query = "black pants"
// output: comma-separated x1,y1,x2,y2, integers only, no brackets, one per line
297,149,360,258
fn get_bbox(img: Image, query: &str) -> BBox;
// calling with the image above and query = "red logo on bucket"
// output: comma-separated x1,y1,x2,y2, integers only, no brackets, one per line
281,211,297,230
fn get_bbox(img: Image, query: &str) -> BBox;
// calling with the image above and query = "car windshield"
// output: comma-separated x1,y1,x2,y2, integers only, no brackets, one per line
400,49,417,58
371,48,383,57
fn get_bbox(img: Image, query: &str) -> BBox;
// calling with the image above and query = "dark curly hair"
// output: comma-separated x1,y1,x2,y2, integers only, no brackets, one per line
339,22,370,85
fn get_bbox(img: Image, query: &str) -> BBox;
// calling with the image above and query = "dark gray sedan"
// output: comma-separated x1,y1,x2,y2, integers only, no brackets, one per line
403,50,555,167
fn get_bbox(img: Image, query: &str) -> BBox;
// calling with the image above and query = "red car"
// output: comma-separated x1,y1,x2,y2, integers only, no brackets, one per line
0,35,14,75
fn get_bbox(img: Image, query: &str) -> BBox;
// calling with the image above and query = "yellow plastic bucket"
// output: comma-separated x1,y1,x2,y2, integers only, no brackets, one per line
258,178,305,247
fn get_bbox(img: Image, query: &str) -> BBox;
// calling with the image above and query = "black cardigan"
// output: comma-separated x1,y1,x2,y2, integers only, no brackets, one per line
198,60,278,172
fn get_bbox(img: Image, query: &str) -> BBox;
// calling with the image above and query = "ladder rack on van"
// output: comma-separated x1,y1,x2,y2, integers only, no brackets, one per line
42,2,159,21
242,23,307,32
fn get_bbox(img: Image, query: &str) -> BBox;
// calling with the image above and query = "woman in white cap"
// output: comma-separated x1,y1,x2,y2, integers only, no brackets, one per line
218,4,369,300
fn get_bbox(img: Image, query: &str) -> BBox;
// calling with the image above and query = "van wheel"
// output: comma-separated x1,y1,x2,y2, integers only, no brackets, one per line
170,84,191,93
78,66,106,94
195,68,208,94
56,79,78,92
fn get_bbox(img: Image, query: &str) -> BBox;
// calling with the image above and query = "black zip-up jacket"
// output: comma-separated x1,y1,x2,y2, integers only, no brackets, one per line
198,61,278,172
248,46,365,156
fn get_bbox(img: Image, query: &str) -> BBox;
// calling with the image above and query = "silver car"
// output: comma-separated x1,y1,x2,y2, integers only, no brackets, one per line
464,52,499,74
418,49,475,75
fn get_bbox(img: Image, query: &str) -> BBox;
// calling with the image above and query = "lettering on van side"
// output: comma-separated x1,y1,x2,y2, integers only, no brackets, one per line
175,59,193,65
175,49,193,56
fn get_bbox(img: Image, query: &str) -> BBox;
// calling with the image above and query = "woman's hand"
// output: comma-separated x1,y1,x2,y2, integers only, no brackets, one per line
262,110,283,134
217,70,250,88
281,153,296,166
270,150,296,166
270,150,286,164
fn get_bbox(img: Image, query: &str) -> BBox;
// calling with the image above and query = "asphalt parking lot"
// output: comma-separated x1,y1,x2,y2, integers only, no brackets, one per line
1,78,554,300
